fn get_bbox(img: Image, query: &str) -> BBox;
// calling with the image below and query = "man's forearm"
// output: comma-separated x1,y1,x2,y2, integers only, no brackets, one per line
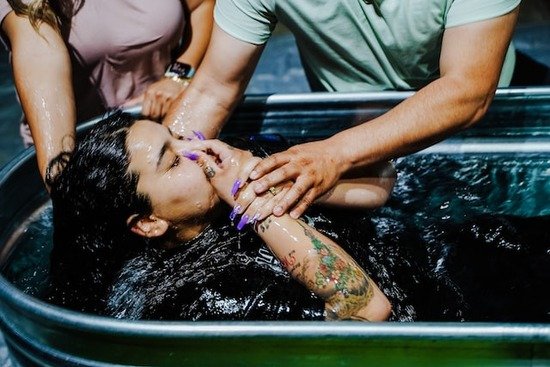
163,75,238,139
163,24,264,138
333,74,495,169
333,7,518,169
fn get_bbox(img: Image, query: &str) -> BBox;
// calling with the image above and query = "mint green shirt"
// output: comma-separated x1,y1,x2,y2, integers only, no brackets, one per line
215,0,520,91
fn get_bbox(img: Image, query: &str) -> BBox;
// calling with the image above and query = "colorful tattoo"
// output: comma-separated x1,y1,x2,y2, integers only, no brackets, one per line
325,278,375,321
297,221,374,320
280,250,297,268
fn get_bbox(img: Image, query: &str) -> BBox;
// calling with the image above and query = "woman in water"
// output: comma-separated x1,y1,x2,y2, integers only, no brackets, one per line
47,112,396,321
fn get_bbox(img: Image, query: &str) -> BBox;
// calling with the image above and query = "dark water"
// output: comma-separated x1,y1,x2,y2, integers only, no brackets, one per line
2,153,549,322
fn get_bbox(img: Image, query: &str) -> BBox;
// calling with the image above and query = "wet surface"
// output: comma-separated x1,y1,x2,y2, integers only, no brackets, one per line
1,15,550,367
3,152,549,323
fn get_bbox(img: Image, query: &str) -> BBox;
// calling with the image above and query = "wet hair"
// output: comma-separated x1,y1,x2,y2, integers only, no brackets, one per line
48,111,152,313
8,0,84,38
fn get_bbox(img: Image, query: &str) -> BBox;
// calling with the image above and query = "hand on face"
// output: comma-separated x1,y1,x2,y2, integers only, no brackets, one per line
249,140,347,219
185,139,288,230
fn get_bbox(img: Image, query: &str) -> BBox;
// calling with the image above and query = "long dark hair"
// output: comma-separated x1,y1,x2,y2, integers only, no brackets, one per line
48,112,152,313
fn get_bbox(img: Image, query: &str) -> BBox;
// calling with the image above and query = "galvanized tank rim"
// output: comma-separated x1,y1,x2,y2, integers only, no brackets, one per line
1,90,550,342
1,274,550,341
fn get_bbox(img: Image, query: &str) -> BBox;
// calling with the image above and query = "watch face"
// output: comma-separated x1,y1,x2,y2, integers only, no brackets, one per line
169,62,194,78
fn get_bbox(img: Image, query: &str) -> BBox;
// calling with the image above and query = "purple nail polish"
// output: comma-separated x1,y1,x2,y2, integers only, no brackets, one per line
231,180,241,197
192,130,205,141
248,213,260,224
229,205,241,221
237,215,249,231
183,152,199,161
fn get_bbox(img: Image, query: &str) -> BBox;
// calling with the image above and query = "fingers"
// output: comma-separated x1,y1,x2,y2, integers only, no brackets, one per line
193,150,219,178
251,161,297,195
183,139,235,164
141,94,152,118
288,188,317,219
141,79,185,120
231,186,288,231
249,153,290,183
230,156,261,197
272,177,314,217
122,94,144,108
143,91,166,121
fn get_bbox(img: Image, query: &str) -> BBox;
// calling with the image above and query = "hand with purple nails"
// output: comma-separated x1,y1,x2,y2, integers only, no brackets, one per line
190,139,287,230
192,130,206,141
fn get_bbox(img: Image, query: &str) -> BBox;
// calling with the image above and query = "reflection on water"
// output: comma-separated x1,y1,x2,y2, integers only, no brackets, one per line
2,153,549,322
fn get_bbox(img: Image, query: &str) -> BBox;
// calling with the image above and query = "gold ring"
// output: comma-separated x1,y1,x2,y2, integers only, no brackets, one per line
203,165,216,179
268,186,280,196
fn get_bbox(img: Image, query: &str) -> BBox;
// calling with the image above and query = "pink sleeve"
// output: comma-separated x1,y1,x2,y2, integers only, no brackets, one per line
0,0,13,50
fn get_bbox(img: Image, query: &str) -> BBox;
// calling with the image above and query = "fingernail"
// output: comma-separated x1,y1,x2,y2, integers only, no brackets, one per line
229,205,241,221
250,170,258,179
237,215,249,231
290,210,300,219
192,130,205,141
274,206,284,216
248,213,260,224
182,151,199,161
231,179,241,197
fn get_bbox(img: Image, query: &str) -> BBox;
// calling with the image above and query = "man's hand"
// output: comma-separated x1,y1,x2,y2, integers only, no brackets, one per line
249,139,350,219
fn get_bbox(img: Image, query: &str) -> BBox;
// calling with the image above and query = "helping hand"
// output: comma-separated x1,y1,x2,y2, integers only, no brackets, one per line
138,77,188,121
249,139,348,219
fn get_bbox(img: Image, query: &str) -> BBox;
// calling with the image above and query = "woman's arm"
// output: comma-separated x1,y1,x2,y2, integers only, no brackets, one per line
190,140,391,321
253,213,391,321
316,161,396,209
177,0,215,70
3,11,76,184
140,0,215,119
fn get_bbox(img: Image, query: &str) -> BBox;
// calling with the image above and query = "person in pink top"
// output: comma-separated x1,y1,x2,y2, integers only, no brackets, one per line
0,0,214,185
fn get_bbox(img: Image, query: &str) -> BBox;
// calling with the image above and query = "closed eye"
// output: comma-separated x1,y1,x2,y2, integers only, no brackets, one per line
170,155,181,169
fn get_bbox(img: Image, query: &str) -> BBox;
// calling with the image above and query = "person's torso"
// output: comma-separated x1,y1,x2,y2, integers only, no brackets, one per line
274,0,451,91
65,0,185,118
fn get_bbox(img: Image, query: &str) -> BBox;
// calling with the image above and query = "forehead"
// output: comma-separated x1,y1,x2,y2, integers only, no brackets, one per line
127,119,167,143
126,120,168,166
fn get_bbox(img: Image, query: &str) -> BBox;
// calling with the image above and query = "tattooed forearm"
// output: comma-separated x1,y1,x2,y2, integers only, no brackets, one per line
325,278,375,321
280,250,302,273
296,221,374,320
256,217,273,233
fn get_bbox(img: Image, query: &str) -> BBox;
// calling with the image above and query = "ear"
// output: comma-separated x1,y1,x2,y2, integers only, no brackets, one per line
127,214,169,238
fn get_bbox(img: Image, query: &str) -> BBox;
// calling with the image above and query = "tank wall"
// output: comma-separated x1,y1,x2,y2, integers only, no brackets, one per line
0,93,549,366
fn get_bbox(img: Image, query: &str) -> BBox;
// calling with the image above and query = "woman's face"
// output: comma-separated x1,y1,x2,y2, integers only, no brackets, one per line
126,120,219,235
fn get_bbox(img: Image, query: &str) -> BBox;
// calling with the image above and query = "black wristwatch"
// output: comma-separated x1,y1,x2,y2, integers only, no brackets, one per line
164,61,195,84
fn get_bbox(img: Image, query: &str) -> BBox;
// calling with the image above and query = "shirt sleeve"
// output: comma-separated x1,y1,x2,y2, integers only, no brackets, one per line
0,0,13,50
446,0,521,28
0,0,12,23
214,0,277,45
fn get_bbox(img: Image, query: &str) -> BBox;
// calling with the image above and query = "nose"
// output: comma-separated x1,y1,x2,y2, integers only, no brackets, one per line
175,140,205,161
